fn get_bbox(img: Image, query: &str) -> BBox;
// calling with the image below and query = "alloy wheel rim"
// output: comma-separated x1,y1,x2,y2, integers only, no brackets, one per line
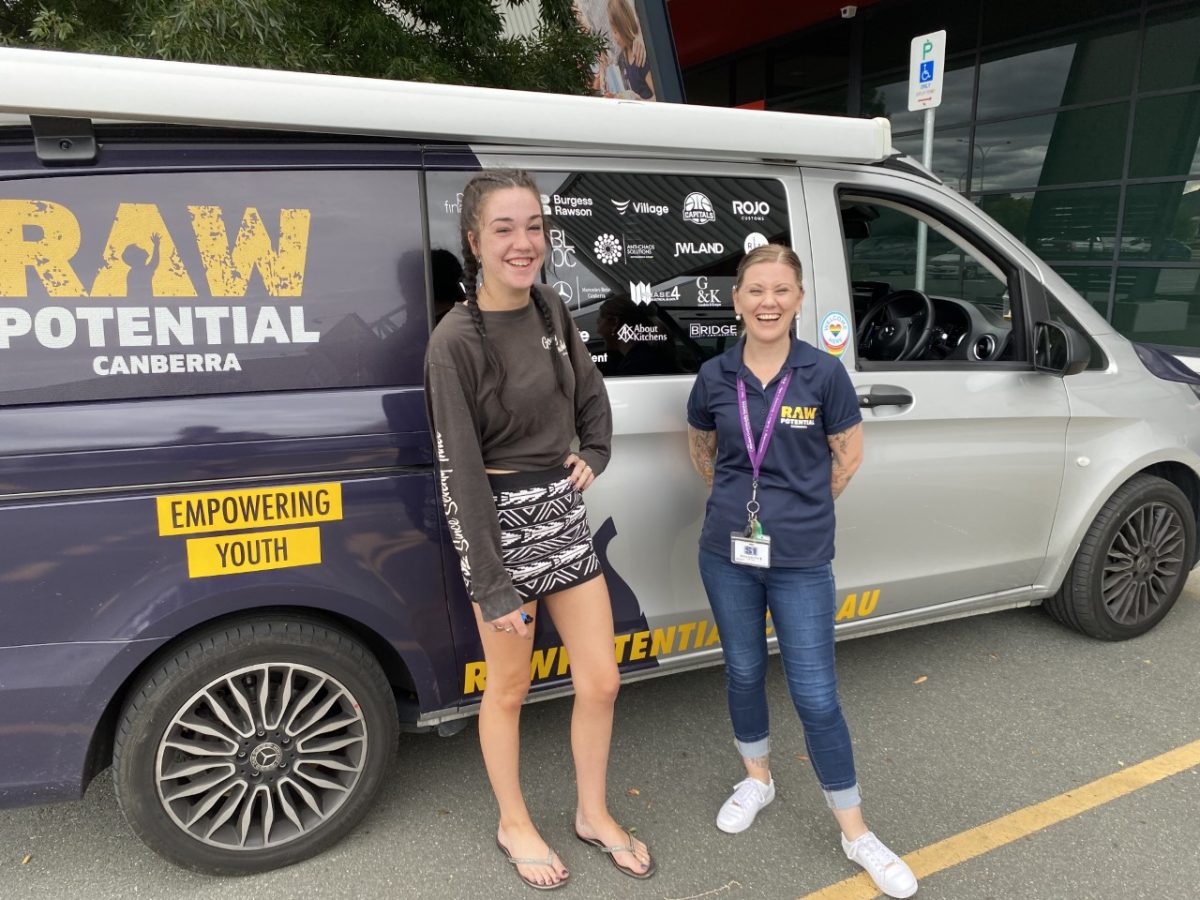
155,663,368,850
1102,501,1186,625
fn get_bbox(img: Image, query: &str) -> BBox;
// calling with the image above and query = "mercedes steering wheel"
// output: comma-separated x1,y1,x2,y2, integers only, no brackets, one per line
856,289,935,362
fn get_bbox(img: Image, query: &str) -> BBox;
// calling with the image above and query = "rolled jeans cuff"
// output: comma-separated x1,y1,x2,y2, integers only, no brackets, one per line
823,783,862,810
735,736,770,759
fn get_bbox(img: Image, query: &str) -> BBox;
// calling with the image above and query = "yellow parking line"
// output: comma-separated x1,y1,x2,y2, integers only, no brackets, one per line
802,737,1200,900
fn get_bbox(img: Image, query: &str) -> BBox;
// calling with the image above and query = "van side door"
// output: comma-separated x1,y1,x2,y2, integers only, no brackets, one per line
802,169,1070,626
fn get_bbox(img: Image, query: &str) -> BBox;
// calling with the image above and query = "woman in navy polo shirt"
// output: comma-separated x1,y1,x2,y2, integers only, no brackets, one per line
687,244,917,899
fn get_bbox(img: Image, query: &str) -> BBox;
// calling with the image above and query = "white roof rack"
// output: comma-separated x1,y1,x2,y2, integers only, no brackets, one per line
0,48,892,165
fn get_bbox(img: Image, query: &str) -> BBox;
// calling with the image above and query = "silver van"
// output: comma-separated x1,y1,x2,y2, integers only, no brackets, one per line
1,47,1197,873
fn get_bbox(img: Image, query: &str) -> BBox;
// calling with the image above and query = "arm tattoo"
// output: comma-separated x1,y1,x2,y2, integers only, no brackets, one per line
827,422,863,501
688,426,717,488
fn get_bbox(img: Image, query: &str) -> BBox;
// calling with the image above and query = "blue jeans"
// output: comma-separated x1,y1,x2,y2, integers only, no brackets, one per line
699,549,861,810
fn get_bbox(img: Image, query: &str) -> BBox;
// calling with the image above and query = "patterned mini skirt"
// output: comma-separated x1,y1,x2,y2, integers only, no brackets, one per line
488,468,602,601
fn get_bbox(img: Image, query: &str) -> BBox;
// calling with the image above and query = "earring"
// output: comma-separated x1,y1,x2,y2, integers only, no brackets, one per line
735,313,742,321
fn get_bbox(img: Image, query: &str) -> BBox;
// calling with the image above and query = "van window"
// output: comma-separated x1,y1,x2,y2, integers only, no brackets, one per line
0,170,426,405
840,194,1026,365
426,171,790,376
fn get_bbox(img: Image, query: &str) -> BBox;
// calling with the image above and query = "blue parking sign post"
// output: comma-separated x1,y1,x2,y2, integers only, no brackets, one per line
908,30,946,291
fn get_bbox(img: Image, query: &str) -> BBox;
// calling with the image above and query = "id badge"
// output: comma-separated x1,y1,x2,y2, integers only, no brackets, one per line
730,532,771,568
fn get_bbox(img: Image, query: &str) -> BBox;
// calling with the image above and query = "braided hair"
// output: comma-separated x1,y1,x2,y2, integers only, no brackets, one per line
458,169,570,416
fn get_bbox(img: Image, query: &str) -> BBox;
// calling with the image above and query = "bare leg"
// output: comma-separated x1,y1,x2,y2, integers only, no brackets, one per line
742,753,771,785
543,576,652,875
472,600,568,887
832,805,869,841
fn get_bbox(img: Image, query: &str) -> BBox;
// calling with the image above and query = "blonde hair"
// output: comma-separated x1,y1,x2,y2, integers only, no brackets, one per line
607,0,640,49
736,243,803,289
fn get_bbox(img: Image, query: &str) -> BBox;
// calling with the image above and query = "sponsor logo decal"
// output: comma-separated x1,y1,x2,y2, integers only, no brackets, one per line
542,193,593,217
444,193,463,215
612,198,670,216
593,233,623,265
624,239,654,260
696,275,722,306
732,199,771,220
617,322,667,343
744,232,769,253
553,280,573,305
675,241,724,257
549,229,578,268
682,192,716,225
629,281,680,305
690,322,739,338
820,311,851,357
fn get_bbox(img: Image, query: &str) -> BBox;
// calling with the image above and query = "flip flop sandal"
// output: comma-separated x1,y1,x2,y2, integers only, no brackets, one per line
496,837,570,891
575,829,657,879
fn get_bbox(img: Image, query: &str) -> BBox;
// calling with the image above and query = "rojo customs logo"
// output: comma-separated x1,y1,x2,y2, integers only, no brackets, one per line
682,192,716,225
593,233,623,265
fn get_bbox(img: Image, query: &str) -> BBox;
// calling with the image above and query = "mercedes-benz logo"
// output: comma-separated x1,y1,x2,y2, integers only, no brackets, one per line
250,741,284,772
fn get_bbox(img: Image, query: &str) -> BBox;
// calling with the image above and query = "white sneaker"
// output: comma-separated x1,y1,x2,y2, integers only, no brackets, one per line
715,776,775,834
841,831,918,898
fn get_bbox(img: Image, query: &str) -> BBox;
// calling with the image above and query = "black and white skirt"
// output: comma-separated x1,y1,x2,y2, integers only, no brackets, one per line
488,469,602,601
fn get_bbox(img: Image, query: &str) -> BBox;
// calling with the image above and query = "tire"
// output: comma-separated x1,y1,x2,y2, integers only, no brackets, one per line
112,617,398,874
1045,475,1196,640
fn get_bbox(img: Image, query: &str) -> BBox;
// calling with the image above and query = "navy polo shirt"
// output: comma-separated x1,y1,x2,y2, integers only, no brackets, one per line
687,338,862,567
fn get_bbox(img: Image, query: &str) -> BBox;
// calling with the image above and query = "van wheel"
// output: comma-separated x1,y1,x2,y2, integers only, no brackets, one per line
112,618,397,874
1046,475,1195,640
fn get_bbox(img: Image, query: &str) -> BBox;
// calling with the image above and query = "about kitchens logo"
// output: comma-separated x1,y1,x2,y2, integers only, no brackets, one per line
593,234,623,265
617,323,667,343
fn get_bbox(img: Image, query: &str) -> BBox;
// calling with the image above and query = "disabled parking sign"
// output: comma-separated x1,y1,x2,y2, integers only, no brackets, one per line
908,30,946,111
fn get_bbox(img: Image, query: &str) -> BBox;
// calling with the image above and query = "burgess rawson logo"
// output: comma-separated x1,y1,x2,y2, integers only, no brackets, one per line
0,199,318,377
541,193,593,217
674,241,725,258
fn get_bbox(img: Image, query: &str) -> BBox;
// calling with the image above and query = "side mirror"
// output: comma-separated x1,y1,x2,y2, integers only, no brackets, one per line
1034,321,1090,376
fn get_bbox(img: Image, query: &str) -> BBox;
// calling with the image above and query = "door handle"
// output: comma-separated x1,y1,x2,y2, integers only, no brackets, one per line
857,387,913,409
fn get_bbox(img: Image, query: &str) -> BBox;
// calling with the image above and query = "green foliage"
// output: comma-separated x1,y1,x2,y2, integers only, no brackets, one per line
0,0,606,94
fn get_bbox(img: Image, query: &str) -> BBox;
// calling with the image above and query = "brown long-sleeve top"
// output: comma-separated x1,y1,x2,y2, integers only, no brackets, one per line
423,285,612,621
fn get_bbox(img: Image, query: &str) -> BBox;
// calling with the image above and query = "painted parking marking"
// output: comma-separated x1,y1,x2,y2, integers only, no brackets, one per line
802,737,1200,899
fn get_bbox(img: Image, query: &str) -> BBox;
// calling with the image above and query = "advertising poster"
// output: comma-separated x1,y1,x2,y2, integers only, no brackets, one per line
574,0,660,101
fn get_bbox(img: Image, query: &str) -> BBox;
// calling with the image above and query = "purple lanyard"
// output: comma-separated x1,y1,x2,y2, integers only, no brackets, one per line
736,370,793,487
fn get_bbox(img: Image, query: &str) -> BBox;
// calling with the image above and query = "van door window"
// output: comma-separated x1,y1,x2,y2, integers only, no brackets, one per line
426,171,790,376
0,170,426,404
840,194,1026,365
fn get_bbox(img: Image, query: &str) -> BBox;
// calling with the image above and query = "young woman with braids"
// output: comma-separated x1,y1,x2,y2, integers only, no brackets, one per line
424,170,654,890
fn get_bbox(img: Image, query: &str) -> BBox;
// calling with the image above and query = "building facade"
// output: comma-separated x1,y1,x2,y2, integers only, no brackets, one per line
673,1,1200,354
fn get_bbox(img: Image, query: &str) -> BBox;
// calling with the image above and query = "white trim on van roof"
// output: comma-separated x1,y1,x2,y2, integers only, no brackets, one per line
0,48,893,165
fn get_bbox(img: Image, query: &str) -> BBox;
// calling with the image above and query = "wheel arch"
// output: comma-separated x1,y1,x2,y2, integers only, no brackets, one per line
1040,456,1200,597
80,604,418,797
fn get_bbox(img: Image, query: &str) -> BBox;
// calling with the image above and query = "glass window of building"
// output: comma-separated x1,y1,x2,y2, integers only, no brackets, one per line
976,19,1138,119
1129,92,1200,179
1140,6,1200,93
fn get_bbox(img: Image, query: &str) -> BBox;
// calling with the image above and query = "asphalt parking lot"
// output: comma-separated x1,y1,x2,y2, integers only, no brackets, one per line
3,578,1199,900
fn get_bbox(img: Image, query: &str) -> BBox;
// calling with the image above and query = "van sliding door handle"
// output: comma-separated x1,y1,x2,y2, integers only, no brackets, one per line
857,388,913,409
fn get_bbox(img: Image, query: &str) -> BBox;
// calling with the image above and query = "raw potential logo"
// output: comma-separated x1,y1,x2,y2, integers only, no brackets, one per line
682,192,716,225
593,234,623,265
